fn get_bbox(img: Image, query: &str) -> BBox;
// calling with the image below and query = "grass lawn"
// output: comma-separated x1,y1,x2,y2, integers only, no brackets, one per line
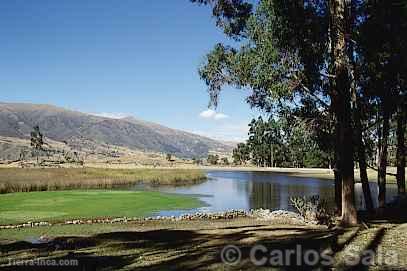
0,190,201,225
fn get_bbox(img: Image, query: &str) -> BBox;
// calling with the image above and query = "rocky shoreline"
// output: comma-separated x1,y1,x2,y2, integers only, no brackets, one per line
0,209,310,230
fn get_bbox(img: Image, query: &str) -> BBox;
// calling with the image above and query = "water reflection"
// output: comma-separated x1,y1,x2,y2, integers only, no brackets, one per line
135,170,398,217
242,172,335,211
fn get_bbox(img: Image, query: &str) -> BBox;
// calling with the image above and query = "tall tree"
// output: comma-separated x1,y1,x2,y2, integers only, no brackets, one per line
347,0,374,212
191,0,407,224
358,0,407,207
329,0,357,224
396,102,406,195
233,143,250,165
237,114,331,168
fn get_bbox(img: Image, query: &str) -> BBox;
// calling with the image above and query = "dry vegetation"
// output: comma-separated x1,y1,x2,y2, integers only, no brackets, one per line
0,168,207,194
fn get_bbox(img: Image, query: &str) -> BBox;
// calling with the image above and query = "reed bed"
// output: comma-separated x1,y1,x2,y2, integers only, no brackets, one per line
0,168,207,194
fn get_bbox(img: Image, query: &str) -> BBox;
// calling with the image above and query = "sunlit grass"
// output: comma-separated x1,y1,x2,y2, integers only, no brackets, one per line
0,168,207,194
0,190,201,224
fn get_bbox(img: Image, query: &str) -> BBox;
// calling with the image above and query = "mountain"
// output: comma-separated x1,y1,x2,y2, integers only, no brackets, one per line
0,102,233,159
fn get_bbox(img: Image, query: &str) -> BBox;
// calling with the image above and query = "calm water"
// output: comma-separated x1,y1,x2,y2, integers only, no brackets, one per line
135,170,398,216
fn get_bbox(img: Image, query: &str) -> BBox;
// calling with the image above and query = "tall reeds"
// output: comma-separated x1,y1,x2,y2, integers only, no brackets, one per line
0,168,207,194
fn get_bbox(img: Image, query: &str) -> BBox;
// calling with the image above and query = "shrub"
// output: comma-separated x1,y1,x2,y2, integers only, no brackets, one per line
290,195,335,227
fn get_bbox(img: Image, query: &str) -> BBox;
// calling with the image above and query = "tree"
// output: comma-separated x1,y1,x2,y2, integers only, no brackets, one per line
358,0,407,206
193,0,406,225
234,115,331,168
30,125,44,165
221,157,230,165
193,0,358,224
396,102,406,195
329,0,357,225
233,143,250,165
166,153,173,162
207,154,219,165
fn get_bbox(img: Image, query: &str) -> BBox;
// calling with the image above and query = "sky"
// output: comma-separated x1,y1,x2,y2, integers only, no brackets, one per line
0,0,260,142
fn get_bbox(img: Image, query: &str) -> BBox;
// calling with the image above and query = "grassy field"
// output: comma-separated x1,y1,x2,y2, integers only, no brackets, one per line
0,190,201,225
0,167,206,194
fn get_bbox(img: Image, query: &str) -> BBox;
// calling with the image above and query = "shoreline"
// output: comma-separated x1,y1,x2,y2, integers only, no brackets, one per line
0,209,306,228
199,166,401,184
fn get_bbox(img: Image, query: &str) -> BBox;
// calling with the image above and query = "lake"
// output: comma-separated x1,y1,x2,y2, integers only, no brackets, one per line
135,170,399,216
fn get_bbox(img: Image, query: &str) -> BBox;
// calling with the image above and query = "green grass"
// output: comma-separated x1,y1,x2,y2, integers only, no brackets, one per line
0,167,207,194
0,190,201,225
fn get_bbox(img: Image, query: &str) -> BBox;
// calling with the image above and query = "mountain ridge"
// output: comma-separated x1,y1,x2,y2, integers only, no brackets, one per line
0,102,233,158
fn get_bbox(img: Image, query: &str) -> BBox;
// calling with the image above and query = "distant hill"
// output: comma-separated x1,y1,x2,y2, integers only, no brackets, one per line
0,102,233,159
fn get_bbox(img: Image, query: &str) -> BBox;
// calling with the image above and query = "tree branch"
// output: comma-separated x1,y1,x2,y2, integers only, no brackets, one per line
298,82,331,109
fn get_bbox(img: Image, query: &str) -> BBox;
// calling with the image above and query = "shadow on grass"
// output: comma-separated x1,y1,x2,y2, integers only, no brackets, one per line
359,207,407,225
2,207,406,271
1,226,339,271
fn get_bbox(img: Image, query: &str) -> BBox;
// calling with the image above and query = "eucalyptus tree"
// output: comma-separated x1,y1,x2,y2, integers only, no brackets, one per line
358,0,407,204
233,143,250,165
193,0,361,224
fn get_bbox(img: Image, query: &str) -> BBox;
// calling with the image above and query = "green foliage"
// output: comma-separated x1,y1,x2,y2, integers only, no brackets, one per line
195,0,407,218
220,157,230,165
232,143,250,165
196,0,330,111
234,115,331,168
207,154,220,165
196,0,335,169
191,0,252,39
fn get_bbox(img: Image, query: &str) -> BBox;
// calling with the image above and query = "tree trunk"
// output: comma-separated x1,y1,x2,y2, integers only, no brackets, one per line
331,0,358,225
378,105,390,208
334,121,342,214
329,0,342,215
396,102,406,195
354,101,374,212
349,40,374,212
334,166,342,214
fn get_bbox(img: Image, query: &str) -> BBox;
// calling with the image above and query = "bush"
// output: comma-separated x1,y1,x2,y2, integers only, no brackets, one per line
290,195,335,227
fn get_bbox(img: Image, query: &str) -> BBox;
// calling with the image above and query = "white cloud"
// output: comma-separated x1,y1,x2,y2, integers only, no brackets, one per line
90,112,131,119
199,109,229,120
199,109,216,118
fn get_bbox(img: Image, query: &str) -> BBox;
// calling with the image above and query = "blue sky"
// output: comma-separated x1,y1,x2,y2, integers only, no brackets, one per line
0,0,259,141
